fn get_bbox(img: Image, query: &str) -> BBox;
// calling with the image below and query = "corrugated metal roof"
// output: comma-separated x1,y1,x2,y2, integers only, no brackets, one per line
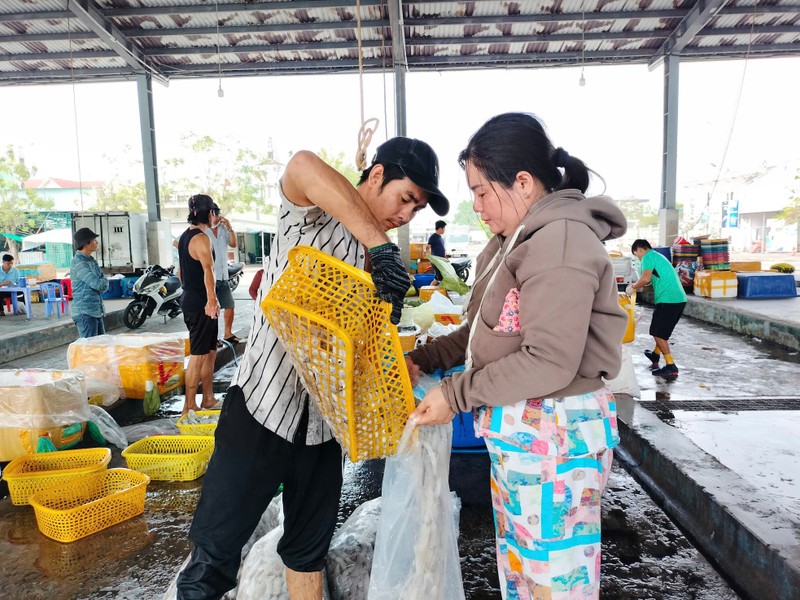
1,0,798,85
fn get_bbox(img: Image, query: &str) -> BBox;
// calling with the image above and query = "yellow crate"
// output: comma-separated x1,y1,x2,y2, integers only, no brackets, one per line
29,468,149,543
122,435,214,481
262,246,415,462
3,448,111,506
176,409,221,436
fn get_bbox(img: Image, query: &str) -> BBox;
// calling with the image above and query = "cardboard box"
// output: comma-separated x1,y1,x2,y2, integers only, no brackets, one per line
17,262,57,282
416,259,431,274
729,261,762,272
693,270,737,299
0,369,91,461
410,243,431,260
419,286,448,302
68,334,185,399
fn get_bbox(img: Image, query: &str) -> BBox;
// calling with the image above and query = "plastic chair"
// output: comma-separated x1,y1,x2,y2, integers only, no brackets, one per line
40,281,69,317
60,277,73,300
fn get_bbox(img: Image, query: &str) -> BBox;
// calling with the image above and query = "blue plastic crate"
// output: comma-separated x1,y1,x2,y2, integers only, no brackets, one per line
736,272,797,299
412,273,435,292
121,276,139,298
101,278,122,300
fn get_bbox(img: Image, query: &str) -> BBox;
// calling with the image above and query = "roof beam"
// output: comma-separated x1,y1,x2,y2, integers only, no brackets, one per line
0,31,97,43
0,11,71,22
103,0,384,17
141,29,668,56
0,50,119,62
123,19,388,38
649,0,729,68
65,0,168,84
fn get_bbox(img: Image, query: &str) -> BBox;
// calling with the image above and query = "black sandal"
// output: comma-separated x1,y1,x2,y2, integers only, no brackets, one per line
225,336,241,345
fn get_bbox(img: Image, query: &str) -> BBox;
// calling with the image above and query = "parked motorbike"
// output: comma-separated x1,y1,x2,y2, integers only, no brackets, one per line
226,261,245,292
426,256,472,283
123,265,183,329
450,256,472,282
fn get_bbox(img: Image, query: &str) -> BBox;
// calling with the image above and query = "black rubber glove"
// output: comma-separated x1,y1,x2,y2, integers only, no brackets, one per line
368,242,411,325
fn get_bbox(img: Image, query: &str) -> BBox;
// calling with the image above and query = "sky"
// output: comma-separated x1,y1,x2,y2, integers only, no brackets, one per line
2,55,799,231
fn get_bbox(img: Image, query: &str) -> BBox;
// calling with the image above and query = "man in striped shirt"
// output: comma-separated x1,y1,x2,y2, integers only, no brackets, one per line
178,138,449,600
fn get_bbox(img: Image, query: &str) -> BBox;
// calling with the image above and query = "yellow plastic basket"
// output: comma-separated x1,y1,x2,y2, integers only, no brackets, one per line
121,435,214,481
3,448,112,506
28,468,149,543
261,246,415,462
176,409,221,436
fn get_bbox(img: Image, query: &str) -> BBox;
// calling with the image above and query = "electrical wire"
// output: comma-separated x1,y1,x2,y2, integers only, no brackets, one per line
682,2,756,236
66,9,86,212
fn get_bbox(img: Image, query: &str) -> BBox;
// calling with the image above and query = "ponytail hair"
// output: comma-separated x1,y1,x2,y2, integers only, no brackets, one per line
458,113,600,194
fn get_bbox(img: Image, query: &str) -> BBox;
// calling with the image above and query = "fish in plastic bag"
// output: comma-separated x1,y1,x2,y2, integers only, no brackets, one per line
368,416,465,600
327,498,382,600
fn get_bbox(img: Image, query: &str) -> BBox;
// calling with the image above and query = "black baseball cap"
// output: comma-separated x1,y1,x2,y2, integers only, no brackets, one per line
74,227,99,249
188,194,215,213
372,137,449,216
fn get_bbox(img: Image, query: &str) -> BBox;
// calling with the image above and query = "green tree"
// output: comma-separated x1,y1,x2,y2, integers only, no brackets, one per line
93,181,147,213
0,146,54,257
227,147,280,217
318,148,360,187
453,200,480,228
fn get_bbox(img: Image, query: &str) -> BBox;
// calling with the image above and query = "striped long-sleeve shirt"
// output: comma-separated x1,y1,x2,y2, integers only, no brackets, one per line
232,188,366,445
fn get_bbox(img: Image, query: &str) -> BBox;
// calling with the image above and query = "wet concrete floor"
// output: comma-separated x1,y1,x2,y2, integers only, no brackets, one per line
9,300,799,598
0,391,742,600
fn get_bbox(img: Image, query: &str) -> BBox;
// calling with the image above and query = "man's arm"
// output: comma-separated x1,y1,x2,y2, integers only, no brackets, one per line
280,151,388,248
628,270,652,293
73,260,109,292
219,218,237,248
189,233,220,319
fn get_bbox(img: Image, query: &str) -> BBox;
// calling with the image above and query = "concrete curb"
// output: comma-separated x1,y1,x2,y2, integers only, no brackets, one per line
684,296,800,351
615,394,800,600
0,309,126,364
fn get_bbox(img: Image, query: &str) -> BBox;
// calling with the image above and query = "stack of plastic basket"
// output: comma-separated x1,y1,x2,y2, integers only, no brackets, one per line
261,246,415,462
700,239,730,271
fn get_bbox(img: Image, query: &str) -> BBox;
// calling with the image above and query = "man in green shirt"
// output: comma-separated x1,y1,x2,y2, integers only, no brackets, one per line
627,239,687,381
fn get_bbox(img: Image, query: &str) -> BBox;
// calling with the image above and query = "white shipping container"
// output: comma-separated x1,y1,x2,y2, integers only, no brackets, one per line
72,212,148,274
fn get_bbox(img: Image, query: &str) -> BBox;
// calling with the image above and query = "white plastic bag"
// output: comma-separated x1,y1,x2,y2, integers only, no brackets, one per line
87,404,127,449
603,345,641,397
327,498,382,600
368,417,465,600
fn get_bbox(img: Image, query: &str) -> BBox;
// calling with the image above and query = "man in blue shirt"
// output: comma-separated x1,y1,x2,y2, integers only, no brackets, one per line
428,220,447,258
0,254,22,315
70,228,109,337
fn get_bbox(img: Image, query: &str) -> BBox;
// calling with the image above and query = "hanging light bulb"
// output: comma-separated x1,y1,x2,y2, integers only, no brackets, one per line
579,69,586,87
217,80,225,98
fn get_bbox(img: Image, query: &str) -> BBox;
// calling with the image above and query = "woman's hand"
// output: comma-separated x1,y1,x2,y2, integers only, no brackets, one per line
404,356,421,387
412,386,457,426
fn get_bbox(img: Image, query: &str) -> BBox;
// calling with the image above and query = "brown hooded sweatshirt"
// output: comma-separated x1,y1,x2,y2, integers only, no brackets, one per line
407,189,628,413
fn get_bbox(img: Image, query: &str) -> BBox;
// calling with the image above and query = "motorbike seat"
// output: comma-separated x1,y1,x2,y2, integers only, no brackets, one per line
227,262,244,277
164,276,181,294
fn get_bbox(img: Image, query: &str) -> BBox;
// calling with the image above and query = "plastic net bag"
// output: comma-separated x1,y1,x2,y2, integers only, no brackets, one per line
327,498,382,600
368,417,465,600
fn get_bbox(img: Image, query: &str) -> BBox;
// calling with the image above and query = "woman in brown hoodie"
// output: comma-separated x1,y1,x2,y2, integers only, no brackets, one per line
407,113,628,600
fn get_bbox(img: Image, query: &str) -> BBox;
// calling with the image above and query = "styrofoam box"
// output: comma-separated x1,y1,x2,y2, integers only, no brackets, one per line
693,270,738,299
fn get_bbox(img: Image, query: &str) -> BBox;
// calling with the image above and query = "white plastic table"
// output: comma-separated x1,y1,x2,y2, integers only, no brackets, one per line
3,284,42,320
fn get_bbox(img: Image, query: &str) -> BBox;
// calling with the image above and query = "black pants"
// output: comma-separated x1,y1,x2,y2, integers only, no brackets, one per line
176,386,343,600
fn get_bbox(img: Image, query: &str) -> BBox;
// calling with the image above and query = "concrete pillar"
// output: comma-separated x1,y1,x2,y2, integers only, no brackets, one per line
659,208,680,247
659,54,680,246
146,218,174,268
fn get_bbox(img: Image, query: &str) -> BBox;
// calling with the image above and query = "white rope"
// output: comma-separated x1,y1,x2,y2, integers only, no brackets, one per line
354,0,379,170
